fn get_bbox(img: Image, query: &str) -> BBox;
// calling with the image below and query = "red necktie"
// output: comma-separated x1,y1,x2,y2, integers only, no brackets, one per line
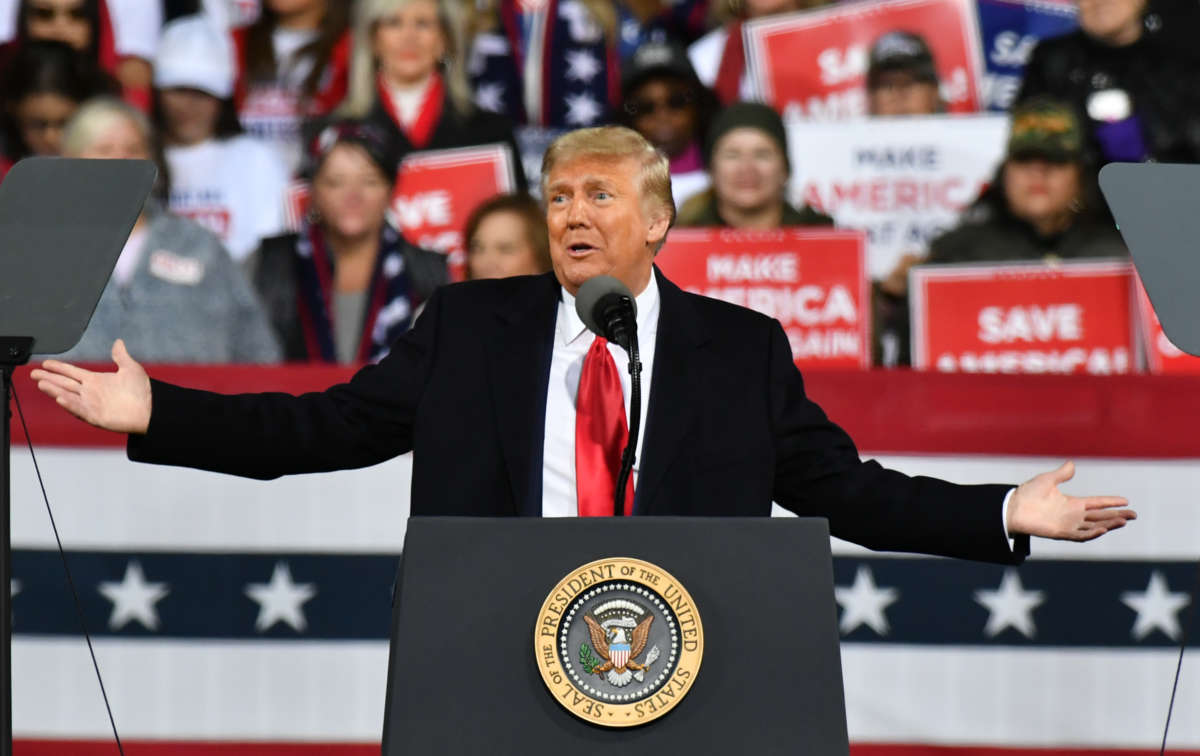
575,336,634,516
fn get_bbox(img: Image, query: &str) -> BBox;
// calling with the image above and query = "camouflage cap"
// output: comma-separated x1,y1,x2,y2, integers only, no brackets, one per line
1007,98,1084,162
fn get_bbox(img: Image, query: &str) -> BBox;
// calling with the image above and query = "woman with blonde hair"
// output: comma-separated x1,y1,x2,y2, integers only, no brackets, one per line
337,0,523,186
56,97,281,364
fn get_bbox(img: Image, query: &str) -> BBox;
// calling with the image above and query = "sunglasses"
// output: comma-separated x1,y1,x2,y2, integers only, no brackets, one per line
27,3,88,22
624,91,694,117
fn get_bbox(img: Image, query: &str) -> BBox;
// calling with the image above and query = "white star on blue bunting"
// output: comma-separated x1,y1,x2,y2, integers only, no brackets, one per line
975,569,1044,639
99,561,169,631
1121,571,1190,641
245,562,317,633
834,565,899,636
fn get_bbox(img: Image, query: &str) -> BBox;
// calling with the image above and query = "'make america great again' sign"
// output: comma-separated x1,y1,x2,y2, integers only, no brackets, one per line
655,228,870,370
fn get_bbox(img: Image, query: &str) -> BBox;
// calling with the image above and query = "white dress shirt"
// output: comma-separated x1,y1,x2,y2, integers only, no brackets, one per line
542,275,660,517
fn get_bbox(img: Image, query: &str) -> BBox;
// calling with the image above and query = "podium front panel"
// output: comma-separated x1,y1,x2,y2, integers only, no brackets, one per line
381,517,849,755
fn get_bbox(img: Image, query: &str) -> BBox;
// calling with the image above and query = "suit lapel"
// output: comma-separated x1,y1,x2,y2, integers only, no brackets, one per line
484,273,558,516
635,267,709,514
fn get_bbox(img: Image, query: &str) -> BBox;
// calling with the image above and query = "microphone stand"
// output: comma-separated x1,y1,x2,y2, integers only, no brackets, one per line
613,300,641,517
0,336,32,756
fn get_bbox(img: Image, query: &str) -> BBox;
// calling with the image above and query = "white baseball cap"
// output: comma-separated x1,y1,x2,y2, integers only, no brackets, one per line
154,15,237,99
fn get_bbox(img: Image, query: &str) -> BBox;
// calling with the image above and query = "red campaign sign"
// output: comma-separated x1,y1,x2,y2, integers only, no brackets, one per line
655,228,870,369
744,0,984,118
283,143,517,282
1135,278,1200,375
391,143,517,281
910,260,1137,375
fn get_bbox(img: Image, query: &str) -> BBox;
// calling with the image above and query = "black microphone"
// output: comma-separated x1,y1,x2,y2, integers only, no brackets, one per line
575,275,642,517
576,275,637,350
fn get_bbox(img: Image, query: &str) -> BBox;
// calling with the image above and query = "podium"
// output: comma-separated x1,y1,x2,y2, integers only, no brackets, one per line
381,517,850,755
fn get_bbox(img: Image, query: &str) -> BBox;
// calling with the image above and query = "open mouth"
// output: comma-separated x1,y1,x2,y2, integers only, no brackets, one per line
567,243,598,255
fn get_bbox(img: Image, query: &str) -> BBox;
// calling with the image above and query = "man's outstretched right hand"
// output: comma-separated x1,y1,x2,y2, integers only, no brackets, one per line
30,338,152,434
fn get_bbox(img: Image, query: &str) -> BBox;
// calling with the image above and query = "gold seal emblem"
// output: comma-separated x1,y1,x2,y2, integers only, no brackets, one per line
533,557,704,727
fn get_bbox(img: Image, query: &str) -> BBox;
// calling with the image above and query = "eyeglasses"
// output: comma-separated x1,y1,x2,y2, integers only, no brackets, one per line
623,91,694,117
27,3,88,22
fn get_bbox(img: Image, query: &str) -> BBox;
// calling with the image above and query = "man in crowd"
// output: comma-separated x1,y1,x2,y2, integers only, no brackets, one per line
865,31,942,117
31,126,1134,560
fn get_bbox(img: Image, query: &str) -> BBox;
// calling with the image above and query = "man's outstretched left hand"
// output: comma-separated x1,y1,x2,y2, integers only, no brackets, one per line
1008,461,1136,541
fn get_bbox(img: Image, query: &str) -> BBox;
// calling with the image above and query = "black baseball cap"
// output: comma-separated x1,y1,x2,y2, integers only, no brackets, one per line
621,41,699,97
866,31,939,88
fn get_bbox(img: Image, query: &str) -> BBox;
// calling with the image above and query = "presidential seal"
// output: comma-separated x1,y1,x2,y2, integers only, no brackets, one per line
534,557,704,727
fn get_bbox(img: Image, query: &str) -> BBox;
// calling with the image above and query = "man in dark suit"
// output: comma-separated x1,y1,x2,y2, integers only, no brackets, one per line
30,127,1134,563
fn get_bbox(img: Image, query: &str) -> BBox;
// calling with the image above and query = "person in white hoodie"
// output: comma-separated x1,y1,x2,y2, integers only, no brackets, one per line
152,14,290,273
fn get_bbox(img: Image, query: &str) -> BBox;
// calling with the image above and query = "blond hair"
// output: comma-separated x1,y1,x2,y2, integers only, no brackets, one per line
61,96,153,157
339,0,473,119
541,127,676,242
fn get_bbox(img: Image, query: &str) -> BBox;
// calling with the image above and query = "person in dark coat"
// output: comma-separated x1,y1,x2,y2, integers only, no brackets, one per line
925,98,1127,265
254,120,447,363
32,126,1134,562
336,0,525,190
1016,0,1200,166
676,101,833,228
875,98,1125,366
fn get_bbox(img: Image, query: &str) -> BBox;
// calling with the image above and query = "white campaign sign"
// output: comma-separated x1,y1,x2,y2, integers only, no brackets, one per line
786,114,1009,280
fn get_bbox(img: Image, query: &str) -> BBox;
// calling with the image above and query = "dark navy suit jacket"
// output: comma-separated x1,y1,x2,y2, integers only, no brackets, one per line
129,267,1028,565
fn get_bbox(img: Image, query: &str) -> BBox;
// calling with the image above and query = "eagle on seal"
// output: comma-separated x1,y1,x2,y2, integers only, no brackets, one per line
584,614,653,677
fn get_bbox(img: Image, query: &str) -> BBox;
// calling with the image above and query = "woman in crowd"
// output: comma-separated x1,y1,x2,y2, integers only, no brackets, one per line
618,40,718,208
153,14,289,269
57,97,282,364
688,0,815,104
233,0,351,173
677,101,832,229
924,98,1127,266
338,0,523,187
1017,0,1200,165
8,0,113,69
5,0,155,107
254,121,447,363
875,99,1126,367
464,193,551,280
0,38,115,171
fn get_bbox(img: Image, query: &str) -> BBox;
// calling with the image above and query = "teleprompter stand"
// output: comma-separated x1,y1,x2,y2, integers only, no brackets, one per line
380,517,850,755
0,157,155,755
1100,163,1200,751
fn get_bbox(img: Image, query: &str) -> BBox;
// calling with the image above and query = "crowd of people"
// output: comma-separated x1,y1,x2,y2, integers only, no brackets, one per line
1,0,1197,366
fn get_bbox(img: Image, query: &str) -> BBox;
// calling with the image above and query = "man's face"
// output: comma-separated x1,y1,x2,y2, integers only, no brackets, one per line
868,70,940,116
545,155,668,296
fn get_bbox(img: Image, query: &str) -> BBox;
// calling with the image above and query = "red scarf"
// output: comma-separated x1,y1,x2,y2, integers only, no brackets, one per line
714,21,745,105
375,73,444,149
